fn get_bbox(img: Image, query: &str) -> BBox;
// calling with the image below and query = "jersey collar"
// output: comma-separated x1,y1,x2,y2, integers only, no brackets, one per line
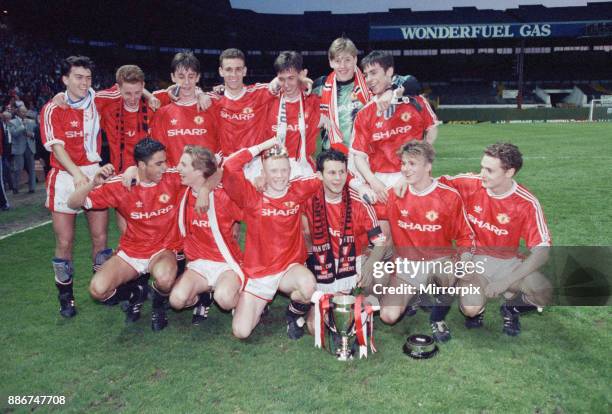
409,178,438,197
486,180,517,199
224,87,247,101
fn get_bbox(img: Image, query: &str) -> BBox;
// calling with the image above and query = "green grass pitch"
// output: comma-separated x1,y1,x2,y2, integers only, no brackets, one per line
0,122,610,413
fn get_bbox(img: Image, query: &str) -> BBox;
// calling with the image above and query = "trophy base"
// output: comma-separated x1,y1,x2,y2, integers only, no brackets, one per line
403,334,439,359
335,349,355,361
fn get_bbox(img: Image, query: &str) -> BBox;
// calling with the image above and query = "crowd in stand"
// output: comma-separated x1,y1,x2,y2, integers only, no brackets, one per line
0,28,119,209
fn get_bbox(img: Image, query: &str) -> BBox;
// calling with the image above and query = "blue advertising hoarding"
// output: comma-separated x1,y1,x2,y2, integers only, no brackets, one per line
370,20,612,41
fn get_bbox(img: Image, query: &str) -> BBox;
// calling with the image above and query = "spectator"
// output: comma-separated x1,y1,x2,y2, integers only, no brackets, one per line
8,106,36,193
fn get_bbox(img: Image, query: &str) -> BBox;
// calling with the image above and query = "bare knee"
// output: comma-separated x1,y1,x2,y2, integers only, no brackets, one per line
232,321,253,340
169,288,190,310
89,277,110,301
55,236,73,257
461,305,484,318
214,288,238,311
380,307,401,325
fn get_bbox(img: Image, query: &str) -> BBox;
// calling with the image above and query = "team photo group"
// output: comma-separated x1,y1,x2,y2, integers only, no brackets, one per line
40,35,552,354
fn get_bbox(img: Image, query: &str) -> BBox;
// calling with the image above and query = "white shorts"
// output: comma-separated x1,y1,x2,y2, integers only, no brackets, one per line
45,164,100,214
316,255,362,294
395,256,454,286
117,249,168,275
187,259,235,289
473,255,523,283
244,263,300,301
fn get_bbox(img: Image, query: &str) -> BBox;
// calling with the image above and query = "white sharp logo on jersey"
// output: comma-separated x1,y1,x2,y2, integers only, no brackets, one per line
261,206,300,216
65,131,84,138
130,205,174,220
468,213,509,236
220,110,255,121
272,124,306,132
167,128,208,137
191,219,210,228
397,220,442,232
372,125,413,141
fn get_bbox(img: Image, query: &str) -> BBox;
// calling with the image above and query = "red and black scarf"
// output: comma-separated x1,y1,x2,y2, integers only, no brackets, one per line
319,68,371,144
114,96,149,172
309,186,357,285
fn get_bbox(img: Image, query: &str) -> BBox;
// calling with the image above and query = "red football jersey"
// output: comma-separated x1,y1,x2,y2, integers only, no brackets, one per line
209,84,276,156
303,189,382,257
151,101,219,166
386,179,474,260
261,94,320,168
84,170,183,258
95,86,166,172
223,148,321,277
179,185,243,263
40,102,101,170
439,174,552,258
351,96,437,173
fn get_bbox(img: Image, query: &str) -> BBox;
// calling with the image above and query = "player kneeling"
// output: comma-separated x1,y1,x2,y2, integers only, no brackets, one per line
223,138,322,340
68,138,183,331
440,143,552,336
302,148,386,334
379,141,475,342
169,146,244,319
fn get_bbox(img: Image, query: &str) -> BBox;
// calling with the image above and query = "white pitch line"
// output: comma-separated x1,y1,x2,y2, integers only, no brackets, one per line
0,219,52,241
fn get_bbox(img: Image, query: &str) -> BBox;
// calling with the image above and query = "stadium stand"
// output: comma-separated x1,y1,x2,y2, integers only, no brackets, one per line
1,0,610,110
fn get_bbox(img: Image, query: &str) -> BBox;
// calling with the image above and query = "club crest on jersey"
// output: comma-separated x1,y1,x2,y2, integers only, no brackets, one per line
401,112,412,122
351,92,358,101
70,120,79,128
375,121,384,128
135,201,143,208
170,118,178,125
474,205,483,214
400,209,409,217
243,107,253,114
425,210,438,222
159,193,170,203
194,115,204,125
496,213,510,224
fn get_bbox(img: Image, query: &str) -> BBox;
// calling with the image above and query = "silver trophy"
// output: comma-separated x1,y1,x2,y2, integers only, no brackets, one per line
328,295,356,361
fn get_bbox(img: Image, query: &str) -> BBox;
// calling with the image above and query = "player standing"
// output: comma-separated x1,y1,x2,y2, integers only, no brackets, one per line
351,51,439,244
151,51,219,167
261,51,321,177
40,56,110,318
